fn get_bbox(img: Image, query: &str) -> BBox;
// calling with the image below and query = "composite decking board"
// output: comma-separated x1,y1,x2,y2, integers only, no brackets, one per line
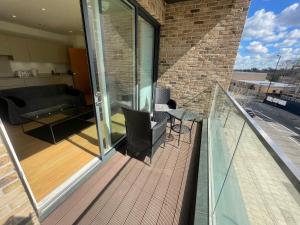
107,150,166,225
107,149,165,225
172,137,194,225
139,147,178,225
76,130,196,225
42,153,129,225
92,145,171,225
45,123,198,225
55,155,130,225
123,144,173,225
89,161,145,225
140,143,186,225
76,158,139,225
158,144,192,225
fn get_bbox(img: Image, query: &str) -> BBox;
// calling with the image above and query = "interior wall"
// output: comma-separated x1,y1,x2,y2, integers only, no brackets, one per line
157,0,250,116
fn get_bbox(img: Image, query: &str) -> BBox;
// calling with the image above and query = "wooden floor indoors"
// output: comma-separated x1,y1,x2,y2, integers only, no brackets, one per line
5,120,100,201
4,113,126,201
42,122,200,225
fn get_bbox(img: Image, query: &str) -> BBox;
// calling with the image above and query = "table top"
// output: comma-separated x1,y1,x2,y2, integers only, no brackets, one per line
21,104,93,125
168,108,202,122
154,104,171,112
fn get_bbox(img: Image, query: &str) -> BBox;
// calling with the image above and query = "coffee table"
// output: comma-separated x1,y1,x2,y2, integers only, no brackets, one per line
21,104,94,144
168,108,202,145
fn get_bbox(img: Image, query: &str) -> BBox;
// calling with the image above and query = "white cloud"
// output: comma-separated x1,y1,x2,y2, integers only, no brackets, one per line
287,29,300,39
274,39,298,48
236,3,300,70
246,41,268,53
243,9,277,42
242,4,300,43
277,3,300,27
234,53,277,69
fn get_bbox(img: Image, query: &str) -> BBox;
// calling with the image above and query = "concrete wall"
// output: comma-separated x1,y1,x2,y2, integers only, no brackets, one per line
0,121,39,224
158,0,250,115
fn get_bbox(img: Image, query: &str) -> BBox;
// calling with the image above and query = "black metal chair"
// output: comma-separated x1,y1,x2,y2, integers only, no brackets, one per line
122,107,168,164
155,87,177,129
155,87,177,109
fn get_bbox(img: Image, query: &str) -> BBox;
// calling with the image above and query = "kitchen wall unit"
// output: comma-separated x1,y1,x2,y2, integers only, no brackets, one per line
0,33,69,63
0,75,73,90
0,34,12,55
7,36,31,61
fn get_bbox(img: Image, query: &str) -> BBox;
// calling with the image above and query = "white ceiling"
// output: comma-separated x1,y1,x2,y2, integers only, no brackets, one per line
0,0,83,35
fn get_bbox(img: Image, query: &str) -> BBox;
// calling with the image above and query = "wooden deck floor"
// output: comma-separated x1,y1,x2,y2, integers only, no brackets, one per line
42,123,200,225
74,127,198,225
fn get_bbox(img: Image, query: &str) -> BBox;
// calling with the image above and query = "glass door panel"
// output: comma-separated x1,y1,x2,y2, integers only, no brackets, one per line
101,0,136,147
138,16,155,112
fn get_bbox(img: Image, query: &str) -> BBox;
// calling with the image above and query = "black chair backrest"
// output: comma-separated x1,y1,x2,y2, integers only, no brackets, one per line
155,87,171,104
122,107,152,150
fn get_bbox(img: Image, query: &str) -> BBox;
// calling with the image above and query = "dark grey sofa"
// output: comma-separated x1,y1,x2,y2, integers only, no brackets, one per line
0,84,86,125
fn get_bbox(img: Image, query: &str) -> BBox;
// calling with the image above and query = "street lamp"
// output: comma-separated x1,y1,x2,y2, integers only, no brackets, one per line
266,54,281,95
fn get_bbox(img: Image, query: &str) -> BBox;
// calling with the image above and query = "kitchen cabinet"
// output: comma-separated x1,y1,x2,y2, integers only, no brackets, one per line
27,38,69,63
0,32,69,63
0,34,12,55
7,36,31,61
27,39,51,62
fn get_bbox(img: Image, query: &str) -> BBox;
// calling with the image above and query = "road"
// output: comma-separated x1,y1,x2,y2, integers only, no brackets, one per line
245,101,300,169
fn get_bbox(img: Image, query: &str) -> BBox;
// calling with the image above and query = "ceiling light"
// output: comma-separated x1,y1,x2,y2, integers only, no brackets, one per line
12,15,16,18
41,8,46,11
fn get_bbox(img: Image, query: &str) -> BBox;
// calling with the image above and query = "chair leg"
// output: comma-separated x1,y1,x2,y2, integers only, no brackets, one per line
149,150,153,165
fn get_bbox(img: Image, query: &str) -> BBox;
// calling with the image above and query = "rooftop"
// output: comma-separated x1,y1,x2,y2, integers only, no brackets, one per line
239,80,296,88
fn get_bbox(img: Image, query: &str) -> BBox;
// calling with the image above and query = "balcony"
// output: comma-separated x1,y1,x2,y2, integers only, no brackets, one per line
42,83,300,225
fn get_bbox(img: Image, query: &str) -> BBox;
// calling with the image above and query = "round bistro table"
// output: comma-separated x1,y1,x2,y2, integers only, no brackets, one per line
168,108,202,145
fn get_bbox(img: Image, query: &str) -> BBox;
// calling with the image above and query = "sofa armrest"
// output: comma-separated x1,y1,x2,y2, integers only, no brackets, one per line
0,97,22,124
65,86,86,106
65,86,81,96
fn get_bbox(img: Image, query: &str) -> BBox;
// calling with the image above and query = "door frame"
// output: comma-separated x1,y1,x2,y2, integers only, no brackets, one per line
81,0,161,161
130,0,161,111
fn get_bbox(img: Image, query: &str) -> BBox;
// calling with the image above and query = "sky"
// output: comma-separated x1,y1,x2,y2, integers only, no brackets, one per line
234,0,300,70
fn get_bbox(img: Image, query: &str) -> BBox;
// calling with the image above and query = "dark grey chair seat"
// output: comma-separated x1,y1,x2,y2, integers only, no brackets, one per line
122,107,168,164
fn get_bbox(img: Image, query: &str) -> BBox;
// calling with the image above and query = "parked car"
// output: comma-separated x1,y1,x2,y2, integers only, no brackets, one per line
245,108,256,118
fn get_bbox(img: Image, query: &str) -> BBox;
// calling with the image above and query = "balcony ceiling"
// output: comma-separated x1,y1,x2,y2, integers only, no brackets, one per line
0,0,82,35
165,0,191,3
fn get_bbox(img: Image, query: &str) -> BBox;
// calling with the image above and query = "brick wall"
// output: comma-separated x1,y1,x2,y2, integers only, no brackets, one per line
0,129,39,224
158,0,250,115
137,0,166,24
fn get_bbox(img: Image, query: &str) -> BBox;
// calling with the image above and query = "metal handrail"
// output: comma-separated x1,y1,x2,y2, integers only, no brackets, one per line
182,87,211,107
216,82,300,191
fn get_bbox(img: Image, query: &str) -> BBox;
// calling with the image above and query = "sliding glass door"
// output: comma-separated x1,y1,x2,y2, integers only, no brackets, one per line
82,0,159,155
101,0,136,147
138,16,155,112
